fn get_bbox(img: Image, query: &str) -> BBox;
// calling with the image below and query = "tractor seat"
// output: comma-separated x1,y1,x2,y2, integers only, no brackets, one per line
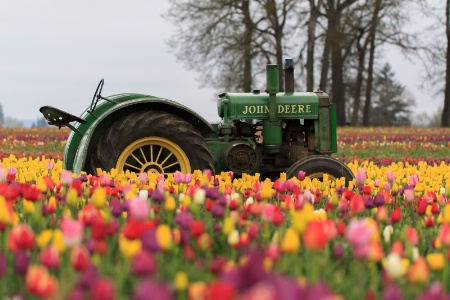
40,106,86,128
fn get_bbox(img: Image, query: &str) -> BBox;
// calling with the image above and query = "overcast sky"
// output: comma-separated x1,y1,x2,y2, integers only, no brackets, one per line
0,1,443,123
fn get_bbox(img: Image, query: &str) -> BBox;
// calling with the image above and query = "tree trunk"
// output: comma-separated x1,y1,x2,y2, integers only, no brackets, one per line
351,39,367,126
319,30,330,92
362,0,382,126
442,0,450,127
242,0,253,92
327,0,347,125
306,0,322,91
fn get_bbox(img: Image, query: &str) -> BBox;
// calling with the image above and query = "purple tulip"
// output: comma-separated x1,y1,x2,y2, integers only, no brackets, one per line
218,195,228,207
211,204,225,218
68,289,84,300
374,192,385,207
175,211,193,230
79,174,89,183
416,282,448,300
0,250,7,277
77,265,98,290
14,251,30,275
133,280,173,300
151,187,165,203
332,244,344,260
363,195,375,209
179,229,191,247
131,250,157,276
213,222,221,232
305,281,337,300
206,187,219,200
141,229,160,252
382,284,403,300
111,198,123,218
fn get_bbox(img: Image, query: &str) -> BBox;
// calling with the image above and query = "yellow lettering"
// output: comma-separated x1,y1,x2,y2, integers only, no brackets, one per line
243,106,249,114
278,105,284,113
285,105,290,113
256,105,262,113
264,105,269,113
298,105,304,113
249,106,256,114
306,105,311,113
291,105,296,113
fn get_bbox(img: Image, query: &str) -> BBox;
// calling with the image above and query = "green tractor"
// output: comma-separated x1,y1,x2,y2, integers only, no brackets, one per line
40,59,354,182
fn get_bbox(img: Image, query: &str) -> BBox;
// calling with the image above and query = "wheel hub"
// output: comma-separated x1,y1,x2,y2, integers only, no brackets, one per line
116,137,191,175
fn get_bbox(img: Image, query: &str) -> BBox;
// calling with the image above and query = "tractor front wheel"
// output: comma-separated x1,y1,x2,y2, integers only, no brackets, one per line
286,155,354,185
90,111,214,176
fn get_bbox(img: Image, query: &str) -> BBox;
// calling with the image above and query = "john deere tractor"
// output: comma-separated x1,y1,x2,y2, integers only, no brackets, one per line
40,59,354,182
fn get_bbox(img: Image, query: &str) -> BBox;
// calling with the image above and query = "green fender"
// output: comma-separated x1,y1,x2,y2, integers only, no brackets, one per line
65,94,216,174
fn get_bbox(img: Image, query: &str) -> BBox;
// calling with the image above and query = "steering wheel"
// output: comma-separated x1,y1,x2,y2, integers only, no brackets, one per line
90,79,105,112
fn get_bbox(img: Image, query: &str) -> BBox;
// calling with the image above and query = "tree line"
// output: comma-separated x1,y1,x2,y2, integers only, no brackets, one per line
164,0,448,127
0,103,48,128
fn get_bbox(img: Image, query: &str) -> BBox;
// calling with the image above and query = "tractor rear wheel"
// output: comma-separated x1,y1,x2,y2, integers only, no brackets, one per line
286,155,354,185
90,111,214,176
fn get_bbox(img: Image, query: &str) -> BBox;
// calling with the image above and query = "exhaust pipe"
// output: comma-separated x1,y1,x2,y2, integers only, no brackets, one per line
284,58,295,93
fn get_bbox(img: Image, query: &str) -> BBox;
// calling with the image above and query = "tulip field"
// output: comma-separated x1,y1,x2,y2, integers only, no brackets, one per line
1,127,450,299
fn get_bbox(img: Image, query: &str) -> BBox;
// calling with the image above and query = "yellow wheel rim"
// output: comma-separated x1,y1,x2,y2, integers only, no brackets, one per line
116,137,191,175
308,172,337,182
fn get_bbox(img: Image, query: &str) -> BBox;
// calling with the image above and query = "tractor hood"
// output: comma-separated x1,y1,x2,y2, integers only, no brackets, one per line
217,92,320,120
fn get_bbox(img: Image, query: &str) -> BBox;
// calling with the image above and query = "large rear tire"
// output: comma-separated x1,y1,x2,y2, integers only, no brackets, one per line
286,155,354,184
89,111,214,176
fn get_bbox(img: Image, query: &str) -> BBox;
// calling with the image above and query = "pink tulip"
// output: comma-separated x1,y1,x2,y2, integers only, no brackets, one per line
99,174,111,187
174,171,184,184
261,204,276,222
183,173,193,184
345,219,374,247
409,174,419,187
61,217,84,248
297,171,306,181
404,188,415,203
386,171,395,182
128,197,150,220
355,169,366,188
46,160,54,171
61,170,73,185
0,166,5,183
138,172,148,183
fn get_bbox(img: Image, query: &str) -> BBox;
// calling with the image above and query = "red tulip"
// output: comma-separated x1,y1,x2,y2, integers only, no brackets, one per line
438,223,450,247
390,207,402,224
90,277,116,300
190,221,205,238
349,194,365,214
405,227,418,246
26,265,58,298
303,220,328,251
71,246,91,272
206,281,237,300
40,246,60,269
9,223,35,252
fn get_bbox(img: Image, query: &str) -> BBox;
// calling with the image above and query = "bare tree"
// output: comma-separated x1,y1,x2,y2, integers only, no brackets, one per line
442,0,450,126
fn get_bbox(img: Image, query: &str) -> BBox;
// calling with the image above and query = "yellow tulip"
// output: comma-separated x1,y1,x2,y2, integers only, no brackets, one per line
156,224,173,251
222,217,235,236
426,253,444,270
174,271,189,291
119,235,142,259
280,228,300,253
